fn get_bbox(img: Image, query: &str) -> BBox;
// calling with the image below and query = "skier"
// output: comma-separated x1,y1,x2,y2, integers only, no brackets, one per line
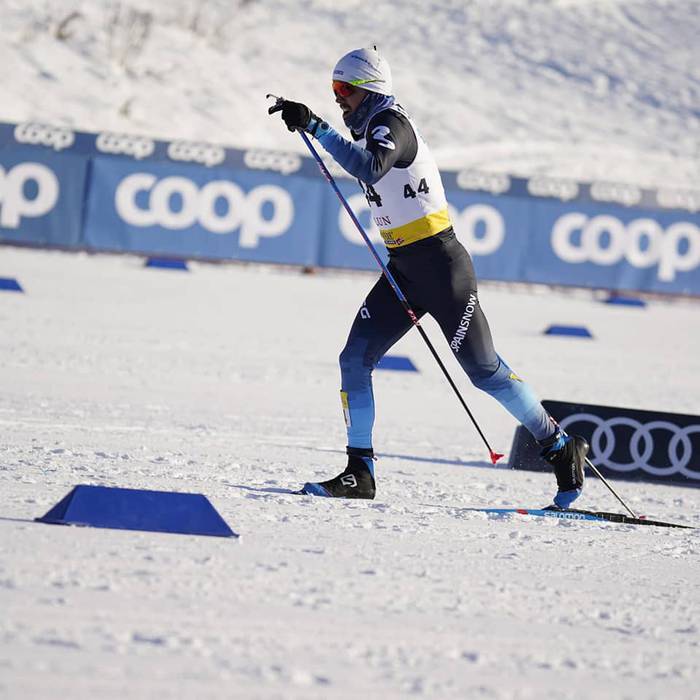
269,47,589,508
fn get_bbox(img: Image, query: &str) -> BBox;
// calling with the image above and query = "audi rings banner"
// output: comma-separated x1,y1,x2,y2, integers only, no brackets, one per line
1,120,699,295
509,399,700,487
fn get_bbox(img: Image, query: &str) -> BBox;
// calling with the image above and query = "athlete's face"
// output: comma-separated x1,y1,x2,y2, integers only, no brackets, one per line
333,81,367,117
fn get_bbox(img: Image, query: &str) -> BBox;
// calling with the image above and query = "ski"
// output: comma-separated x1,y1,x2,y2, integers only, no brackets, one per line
294,490,693,529
461,507,694,529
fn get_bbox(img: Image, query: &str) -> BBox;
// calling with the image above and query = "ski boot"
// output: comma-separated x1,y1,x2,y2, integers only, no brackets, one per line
301,447,376,499
539,432,589,509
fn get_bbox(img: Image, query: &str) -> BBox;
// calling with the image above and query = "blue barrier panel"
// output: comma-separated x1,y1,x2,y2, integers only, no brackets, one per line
447,191,531,282
0,277,23,292
145,257,189,270
318,182,532,281
2,121,699,296
83,157,324,265
316,175,700,295
0,122,15,147
544,325,593,338
318,177,387,271
377,355,418,372
0,146,88,248
36,484,237,537
524,199,700,295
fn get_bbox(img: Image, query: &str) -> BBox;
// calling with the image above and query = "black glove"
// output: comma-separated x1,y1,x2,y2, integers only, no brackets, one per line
268,99,313,132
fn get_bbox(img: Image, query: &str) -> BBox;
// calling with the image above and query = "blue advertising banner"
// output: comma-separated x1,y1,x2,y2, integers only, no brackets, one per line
523,200,700,295
1,120,699,296
0,145,88,248
83,157,324,265
318,181,532,282
315,175,700,295
318,177,388,271
447,191,531,283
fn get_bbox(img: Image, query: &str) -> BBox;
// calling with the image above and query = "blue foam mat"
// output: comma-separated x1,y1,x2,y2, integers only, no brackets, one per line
0,277,23,292
145,258,189,270
36,484,237,537
604,295,646,307
544,324,593,338
377,355,418,372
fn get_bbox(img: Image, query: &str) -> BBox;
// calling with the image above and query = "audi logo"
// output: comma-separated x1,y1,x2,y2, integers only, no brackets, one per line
559,413,700,480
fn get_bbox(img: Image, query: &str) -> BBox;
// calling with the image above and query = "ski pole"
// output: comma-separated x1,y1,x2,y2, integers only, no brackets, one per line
585,457,637,518
275,105,503,465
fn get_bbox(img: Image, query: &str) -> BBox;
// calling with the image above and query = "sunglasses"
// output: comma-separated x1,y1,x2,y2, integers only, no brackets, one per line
332,80,356,98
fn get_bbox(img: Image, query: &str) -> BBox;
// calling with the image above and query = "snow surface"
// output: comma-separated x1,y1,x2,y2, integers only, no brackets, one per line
1,0,699,188
2,1,700,694
1,246,699,699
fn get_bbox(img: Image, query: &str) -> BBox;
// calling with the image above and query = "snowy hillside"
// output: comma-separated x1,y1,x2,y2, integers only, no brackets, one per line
1,0,699,188
1,247,699,699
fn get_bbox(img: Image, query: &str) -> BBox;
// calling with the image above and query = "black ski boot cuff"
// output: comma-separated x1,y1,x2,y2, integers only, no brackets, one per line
346,446,375,459
538,430,564,451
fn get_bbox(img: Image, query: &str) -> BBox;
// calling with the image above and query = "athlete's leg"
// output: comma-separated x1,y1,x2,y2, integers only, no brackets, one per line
449,302,587,506
444,309,556,440
301,270,422,498
340,270,422,453
415,234,556,441
419,234,587,506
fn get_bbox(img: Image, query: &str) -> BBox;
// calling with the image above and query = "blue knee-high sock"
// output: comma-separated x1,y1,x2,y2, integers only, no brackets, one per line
339,341,375,451
470,357,555,442
339,386,375,450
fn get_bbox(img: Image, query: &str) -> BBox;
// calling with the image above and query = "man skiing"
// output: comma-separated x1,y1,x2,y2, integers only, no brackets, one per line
269,47,589,508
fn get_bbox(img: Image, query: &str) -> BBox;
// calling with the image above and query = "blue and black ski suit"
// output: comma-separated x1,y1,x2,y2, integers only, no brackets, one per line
311,98,556,454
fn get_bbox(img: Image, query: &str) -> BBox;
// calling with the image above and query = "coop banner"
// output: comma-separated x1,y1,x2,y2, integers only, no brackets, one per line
317,178,700,295
521,199,700,295
2,120,699,294
0,144,88,248
318,184,531,281
439,170,700,295
83,157,324,265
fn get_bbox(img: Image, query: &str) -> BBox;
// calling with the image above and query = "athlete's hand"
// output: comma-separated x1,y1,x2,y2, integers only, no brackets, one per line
268,99,313,132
